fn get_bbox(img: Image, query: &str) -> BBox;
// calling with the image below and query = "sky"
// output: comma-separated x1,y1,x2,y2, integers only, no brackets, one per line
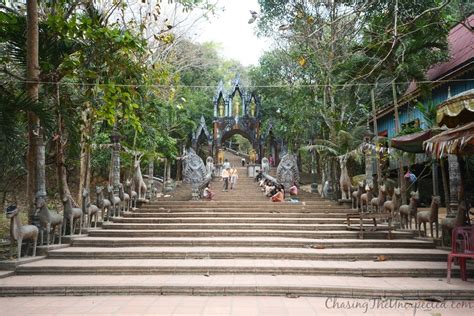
194,0,271,66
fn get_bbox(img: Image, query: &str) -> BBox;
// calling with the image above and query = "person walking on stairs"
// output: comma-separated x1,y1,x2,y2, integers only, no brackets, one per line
221,167,230,192
222,158,230,170
230,166,238,190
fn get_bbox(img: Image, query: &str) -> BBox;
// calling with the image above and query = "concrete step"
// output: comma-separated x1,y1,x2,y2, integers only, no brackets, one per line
71,236,436,249
14,259,460,278
100,223,350,231
133,207,352,213
47,246,448,261
122,212,354,218
87,229,414,239
1,274,472,298
145,201,341,207
111,217,369,224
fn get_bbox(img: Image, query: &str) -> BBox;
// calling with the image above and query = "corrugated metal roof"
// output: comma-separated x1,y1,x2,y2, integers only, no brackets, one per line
405,14,474,95
375,14,474,120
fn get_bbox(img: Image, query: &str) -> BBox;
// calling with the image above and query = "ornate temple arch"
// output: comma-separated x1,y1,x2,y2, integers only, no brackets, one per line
212,76,262,161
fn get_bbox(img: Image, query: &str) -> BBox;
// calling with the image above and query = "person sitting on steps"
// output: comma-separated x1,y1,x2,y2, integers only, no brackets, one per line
203,183,215,201
289,182,298,196
271,185,285,202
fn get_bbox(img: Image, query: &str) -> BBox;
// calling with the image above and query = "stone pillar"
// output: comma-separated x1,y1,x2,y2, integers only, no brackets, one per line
35,131,46,199
311,150,318,193
364,147,374,187
110,131,121,196
147,161,154,200
447,154,460,218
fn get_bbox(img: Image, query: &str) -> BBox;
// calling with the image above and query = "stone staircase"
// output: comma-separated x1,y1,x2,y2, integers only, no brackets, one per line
0,152,473,299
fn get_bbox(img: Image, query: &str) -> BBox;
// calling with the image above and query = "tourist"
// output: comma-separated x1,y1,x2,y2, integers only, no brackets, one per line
265,181,276,197
289,182,298,196
241,157,246,166
221,167,230,192
255,170,263,182
268,155,274,167
203,183,215,201
230,166,238,189
271,185,285,202
222,158,231,170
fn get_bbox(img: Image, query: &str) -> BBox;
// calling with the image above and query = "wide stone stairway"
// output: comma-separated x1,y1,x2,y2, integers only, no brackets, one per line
0,152,473,299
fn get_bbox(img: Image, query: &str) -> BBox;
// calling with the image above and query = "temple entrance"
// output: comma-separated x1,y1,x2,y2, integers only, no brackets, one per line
212,76,261,163
191,75,282,167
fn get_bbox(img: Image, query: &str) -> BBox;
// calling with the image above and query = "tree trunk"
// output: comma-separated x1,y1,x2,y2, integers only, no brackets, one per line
371,88,381,184
55,83,73,202
78,105,93,207
391,80,407,205
26,0,40,218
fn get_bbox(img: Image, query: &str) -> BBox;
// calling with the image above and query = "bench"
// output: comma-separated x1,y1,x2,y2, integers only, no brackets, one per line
447,225,474,283
347,212,394,239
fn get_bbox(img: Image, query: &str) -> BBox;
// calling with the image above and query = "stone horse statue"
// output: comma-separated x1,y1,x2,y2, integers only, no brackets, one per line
338,156,351,200
133,153,148,201
276,151,300,192
35,195,62,246
183,148,212,200
5,205,38,259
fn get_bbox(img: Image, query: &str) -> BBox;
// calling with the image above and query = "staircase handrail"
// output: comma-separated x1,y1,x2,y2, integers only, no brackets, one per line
143,175,163,183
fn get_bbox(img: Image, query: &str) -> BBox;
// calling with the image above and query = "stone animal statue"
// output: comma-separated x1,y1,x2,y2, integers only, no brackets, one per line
133,154,147,200
62,194,83,236
217,149,224,165
441,199,470,244
370,184,387,213
249,149,257,164
382,187,401,219
182,148,211,199
360,184,373,212
125,179,137,210
399,190,419,230
106,185,121,217
205,156,214,177
5,205,38,259
118,183,130,213
261,157,270,174
82,188,99,228
417,196,440,238
276,152,300,192
338,156,351,200
34,195,62,246
352,182,364,210
96,186,111,221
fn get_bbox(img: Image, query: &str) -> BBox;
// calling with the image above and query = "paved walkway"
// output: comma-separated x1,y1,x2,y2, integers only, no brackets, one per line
1,295,474,315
